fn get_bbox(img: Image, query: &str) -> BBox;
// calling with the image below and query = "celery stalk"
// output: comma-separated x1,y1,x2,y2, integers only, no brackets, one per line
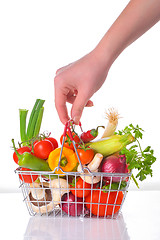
27,99,45,139
19,109,28,145
33,107,44,137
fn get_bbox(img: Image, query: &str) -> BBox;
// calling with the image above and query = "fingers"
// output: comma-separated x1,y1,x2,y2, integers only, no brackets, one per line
71,90,91,125
54,79,70,125
86,100,94,107
67,94,94,107
55,61,94,125
54,89,93,125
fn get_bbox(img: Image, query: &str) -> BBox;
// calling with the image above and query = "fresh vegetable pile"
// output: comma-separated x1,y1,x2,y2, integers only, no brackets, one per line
12,100,156,217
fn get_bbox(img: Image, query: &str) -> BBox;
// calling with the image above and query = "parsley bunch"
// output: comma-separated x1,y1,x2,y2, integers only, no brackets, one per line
115,124,156,187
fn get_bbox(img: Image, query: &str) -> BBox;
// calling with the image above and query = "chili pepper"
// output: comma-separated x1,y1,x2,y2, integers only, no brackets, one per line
12,139,51,171
48,147,78,174
80,126,105,143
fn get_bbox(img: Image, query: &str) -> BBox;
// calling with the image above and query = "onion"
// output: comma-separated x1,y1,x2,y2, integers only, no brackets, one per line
101,154,127,182
61,192,84,216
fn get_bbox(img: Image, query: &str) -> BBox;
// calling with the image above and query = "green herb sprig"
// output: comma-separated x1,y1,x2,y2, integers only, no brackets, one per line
115,124,156,187
102,181,127,192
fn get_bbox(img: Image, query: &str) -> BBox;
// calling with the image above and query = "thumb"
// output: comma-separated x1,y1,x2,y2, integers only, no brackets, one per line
71,91,89,124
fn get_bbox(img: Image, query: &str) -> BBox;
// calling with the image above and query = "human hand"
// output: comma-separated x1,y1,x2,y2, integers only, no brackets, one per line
54,0,160,125
54,50,110,125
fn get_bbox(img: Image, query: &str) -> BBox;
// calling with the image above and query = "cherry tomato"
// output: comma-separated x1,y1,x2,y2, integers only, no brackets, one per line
45,137,58,149
76,148,94,165
70,177,91,198
13,146,31,164
33,140,54,159
19,168,38,183
85,190,123,216
60,131,80,150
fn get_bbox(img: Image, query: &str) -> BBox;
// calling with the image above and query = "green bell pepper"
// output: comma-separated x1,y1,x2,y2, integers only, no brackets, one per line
12,139,51,171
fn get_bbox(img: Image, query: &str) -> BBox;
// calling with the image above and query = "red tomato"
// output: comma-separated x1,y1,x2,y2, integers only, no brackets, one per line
71,177,91,198
60,131,80,150
76,148,94,165
45,137,58,149
33,139,38,145
13,146,31,164
33,140,54,159
85,190,123,217
19,168,38,183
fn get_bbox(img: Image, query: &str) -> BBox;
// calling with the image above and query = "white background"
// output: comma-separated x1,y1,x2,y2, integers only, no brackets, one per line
0,0,160,192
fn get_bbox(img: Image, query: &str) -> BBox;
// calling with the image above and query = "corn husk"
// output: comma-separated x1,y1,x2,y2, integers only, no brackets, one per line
88,133,135,157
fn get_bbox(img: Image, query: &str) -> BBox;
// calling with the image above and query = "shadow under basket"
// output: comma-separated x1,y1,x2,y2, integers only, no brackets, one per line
15,168,131,219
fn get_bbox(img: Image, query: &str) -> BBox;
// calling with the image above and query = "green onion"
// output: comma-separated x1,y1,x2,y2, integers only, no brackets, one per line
27,99,45,139
33,107,44,137
26,99,40,138
19,109,28,145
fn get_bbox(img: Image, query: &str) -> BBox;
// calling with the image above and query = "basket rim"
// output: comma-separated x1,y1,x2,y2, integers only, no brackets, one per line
15,167,132,177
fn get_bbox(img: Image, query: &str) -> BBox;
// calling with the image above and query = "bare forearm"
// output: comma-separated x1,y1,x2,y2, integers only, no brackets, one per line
95,0,160,67
54,0,160,124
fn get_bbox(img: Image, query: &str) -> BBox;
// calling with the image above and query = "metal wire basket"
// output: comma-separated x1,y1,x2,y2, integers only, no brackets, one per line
15,169,131,219
15,120,132,219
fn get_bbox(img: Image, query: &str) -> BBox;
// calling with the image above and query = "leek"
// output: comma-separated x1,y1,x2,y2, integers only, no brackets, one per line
19,109,28,145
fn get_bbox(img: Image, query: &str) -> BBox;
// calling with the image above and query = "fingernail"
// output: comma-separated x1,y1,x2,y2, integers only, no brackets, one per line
87,101,94,107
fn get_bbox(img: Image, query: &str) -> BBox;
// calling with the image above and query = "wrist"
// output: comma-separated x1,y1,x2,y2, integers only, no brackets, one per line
91,39,116,73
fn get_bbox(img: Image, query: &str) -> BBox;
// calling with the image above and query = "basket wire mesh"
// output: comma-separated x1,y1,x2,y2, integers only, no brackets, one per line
15,120,131,219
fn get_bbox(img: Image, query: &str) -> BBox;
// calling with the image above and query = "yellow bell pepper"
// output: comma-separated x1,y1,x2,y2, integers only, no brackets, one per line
48,147,78,174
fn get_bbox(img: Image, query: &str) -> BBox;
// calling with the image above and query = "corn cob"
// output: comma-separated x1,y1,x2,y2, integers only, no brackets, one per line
87,133,135,157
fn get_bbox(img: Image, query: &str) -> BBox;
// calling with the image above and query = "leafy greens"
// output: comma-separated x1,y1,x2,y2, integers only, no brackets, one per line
115,124,156,187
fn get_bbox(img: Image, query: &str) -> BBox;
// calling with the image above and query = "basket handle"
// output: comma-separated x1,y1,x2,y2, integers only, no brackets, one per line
55,120,85,173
